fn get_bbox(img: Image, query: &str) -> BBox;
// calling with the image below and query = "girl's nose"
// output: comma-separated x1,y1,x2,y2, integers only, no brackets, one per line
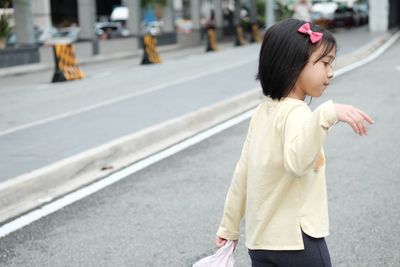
327,66,334,79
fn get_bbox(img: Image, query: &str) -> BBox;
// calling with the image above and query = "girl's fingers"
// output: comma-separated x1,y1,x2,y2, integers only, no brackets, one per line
347,113,363,135
358,122,368,136
335,104,374,136
215,236,227,248
350,110,372,136
355,108,375,124
349,120,360,135
355,112,370,135
358,122,367,136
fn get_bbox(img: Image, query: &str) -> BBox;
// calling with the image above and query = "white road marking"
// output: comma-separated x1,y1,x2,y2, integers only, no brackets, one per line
334,31,400,77
0,58,256,138
0,109,254,238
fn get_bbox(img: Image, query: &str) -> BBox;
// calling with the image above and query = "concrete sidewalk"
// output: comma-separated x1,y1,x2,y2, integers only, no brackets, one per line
0,26,384,78
0,40,176,78
0,33,233,78
0,26,398,225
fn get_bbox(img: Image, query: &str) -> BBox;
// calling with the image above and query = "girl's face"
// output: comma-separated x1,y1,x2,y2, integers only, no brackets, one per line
289,45,336,100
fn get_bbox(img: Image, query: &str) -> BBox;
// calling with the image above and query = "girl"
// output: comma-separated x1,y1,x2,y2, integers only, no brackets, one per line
215,19,374,267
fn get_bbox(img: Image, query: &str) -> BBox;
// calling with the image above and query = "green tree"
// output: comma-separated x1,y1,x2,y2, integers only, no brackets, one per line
257,0,265,26
0,0,11,40
276,2,294,21
0,0,12,8
0,13,11,38
140,0,166,8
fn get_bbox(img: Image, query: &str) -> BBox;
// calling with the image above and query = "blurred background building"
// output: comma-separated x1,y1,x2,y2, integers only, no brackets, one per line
0,0,399,68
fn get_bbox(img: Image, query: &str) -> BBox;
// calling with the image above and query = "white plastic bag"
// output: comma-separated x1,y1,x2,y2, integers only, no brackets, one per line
192,241,235,267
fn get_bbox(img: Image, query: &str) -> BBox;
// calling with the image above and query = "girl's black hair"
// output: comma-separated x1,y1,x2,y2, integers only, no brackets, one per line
256,18,336,100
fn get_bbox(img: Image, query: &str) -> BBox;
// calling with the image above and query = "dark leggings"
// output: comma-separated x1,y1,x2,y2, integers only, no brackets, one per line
248,231,332,267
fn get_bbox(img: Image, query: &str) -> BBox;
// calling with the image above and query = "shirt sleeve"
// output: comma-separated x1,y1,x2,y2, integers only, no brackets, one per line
283,100,338,178
216,118,252,240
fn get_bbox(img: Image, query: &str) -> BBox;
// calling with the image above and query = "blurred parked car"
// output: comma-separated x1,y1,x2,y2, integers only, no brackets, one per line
333,7,360,28
6,26,79,46
6,26,44,46
311,2,337,28
95,22,129,39
353,3,369,25
51,27,80,40
175,18,192,33
311,11,333,29
142,21,163,36
111,6,129,21
41,26,80,45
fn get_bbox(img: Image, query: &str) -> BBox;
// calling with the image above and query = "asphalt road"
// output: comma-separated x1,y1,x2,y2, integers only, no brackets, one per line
0,26,384,183
0,43,260,180
0,38,399,266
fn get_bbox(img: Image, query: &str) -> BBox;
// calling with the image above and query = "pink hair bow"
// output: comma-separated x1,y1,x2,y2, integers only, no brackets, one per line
298,23,323,44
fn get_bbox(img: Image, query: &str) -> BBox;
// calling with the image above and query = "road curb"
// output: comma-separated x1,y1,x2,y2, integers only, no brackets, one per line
0,41,235,78
0,89,264,224
335,30,395,69
0,44,179,78
0,29,398,225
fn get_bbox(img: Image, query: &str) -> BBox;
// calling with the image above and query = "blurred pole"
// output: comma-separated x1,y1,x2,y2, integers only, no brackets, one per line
234,0,241,26
181,0,202,47
13,0,35,45
31,0,52,34
369,0,389,32
265,0,275,29
215,0,223,39
78,0,99,55
123,0,141,36
191,0,201,31
249,0,257,24
163,0,175,32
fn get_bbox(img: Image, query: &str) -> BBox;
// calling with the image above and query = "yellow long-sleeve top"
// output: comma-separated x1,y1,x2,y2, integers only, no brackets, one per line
217,97,338,250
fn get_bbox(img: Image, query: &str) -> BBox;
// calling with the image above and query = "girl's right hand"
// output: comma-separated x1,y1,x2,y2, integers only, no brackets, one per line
215,236,238,250
334,104,375,136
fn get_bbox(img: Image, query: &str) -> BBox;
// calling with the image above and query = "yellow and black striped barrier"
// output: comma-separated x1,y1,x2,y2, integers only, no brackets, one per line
51,44,85,83
141,35,162,64
235,25,246,46
206,29,218,52
250,24,262,43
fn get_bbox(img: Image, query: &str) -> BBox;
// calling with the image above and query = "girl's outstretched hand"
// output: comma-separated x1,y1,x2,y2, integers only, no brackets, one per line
334,104,375,136
215,236,238,250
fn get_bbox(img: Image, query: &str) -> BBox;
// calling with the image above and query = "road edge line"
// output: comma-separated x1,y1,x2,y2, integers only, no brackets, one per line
0,89,263,224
